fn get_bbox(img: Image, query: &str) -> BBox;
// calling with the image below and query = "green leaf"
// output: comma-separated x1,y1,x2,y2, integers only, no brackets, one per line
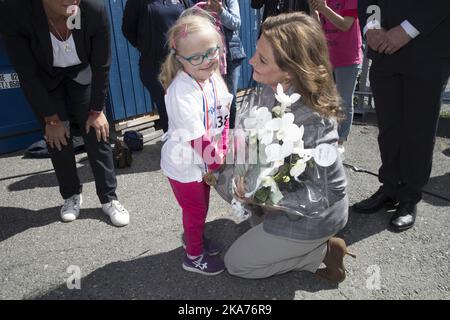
254,187,270,203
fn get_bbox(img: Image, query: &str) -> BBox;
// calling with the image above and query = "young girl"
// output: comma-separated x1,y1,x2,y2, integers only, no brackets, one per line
159,10,233,275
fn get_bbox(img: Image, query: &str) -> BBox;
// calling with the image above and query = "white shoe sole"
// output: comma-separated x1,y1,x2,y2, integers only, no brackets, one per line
182,263,225,276
61,213,78,222
60,195,82,222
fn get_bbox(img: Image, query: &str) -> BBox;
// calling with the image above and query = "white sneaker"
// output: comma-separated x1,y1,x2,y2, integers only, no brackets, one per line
60,194,82,222
102,200,129,227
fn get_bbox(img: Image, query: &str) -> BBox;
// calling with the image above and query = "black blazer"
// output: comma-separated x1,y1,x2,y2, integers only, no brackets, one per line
358,0,450,64
0,0,111,118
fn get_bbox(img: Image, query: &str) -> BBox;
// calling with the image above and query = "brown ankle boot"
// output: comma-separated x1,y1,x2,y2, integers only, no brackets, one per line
315,237,356,283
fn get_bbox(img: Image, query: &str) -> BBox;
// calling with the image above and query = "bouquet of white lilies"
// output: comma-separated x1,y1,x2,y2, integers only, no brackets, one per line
239,84,309,205
215,84,338,221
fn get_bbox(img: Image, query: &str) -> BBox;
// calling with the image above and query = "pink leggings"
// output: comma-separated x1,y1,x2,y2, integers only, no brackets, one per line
168,178,210,256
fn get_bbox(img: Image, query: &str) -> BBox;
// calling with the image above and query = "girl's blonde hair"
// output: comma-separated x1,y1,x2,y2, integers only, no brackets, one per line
261,12,342,119
159,8,223,90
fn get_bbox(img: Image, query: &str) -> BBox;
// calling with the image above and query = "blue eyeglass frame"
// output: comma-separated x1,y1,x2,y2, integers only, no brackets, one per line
176,46,221,66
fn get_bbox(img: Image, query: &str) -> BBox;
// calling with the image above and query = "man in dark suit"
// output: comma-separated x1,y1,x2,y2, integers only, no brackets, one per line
0,0,130,227
354,0,450,231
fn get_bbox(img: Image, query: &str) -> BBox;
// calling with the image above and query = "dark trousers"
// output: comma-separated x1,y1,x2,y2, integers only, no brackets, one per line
139,63,168,133
45,79,117,204
369,58,450,204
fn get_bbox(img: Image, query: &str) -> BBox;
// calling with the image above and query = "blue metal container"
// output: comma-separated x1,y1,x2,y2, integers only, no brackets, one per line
0,39,42,155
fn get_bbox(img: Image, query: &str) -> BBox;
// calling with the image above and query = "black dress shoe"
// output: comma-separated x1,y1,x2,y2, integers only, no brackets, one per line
390,203,417,231
352,187,398,214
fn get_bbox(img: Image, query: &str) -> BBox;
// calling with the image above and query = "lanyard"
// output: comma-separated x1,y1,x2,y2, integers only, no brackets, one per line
194,76,218,131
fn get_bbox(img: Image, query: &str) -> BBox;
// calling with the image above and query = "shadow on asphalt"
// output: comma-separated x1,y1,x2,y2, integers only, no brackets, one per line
443,148,450,157
6,142,163,192
0,207,115,242
336,207,393,247
30,219,339,300
422,173,450,207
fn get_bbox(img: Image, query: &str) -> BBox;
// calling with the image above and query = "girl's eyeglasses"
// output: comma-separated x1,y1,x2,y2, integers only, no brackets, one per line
177,46,220,66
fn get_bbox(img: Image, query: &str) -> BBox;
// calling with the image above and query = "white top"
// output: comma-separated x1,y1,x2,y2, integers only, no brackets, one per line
161,71,233,183
50,33,82,68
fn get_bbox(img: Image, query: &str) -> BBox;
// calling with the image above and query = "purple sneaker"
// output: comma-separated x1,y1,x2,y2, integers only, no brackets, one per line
181,235,223,256
182,254,225,276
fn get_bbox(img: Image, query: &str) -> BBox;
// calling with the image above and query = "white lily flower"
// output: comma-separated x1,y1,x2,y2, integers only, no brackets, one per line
274,83,301,108
255,107,272,123
295,148,314,162
265,141,294,163
265,113,302,143
290,159,307,178
292,126,305,153
244,107,274,145
243,117,257,130
255,107,274,145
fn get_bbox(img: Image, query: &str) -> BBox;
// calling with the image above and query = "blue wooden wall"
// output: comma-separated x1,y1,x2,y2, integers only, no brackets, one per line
237,1,260,89
105,0,153,122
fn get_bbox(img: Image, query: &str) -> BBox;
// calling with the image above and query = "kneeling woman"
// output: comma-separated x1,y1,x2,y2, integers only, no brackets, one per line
224,12,355,283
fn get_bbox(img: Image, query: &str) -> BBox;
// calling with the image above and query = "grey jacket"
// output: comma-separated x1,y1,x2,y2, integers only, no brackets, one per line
256,85,348,240
215,85,348,240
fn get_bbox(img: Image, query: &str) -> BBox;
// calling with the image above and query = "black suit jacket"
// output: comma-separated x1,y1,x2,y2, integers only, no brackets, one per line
0,0,111,118
358,0,450,64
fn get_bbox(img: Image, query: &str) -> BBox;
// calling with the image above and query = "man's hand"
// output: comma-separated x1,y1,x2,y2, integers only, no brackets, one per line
380,25,412,55
366,28,388,52
85,111,109,142
207,0,223,14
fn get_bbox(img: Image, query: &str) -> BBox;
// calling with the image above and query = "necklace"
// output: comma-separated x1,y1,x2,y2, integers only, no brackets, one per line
48,18,72,53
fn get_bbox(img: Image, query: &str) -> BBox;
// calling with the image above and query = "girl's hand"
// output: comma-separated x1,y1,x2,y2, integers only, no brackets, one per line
203,172,217,186
85,111,109,142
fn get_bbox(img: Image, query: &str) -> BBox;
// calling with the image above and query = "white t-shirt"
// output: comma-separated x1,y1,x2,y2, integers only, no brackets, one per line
50,33,82,68
161,71,233,183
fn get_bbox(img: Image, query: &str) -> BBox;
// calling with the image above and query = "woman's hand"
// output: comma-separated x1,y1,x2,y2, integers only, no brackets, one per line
85,111,109,142
233,176,255,205
45,121,70,151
